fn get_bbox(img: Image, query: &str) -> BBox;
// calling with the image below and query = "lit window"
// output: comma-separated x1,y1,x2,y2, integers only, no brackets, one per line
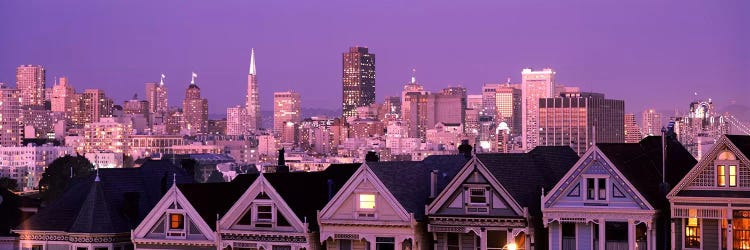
169,213,184,230
730,165,737,187
359,194,375,209
685,209,700,248
717,165,726,187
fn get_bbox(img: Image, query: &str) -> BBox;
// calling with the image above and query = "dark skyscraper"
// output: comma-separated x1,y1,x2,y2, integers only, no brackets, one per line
342,46,375,120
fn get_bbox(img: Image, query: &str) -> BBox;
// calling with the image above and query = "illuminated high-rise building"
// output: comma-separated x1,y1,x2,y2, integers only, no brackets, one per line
426,86,466,130
642,108,663,136
226,105,247,136
16,65,46,107
51,77,76,117
81,89,114,124
342,46,375,119
538,92,625,155
0,84,23,146
145,75,168,114
401,72,429,139
273,91,301,135
624,113,643,143
245,49,262,131
521,68,555,151
482,83,521,136
182,73,208,134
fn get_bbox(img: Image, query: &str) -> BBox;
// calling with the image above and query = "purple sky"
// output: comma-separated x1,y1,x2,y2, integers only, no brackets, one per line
1,0,748,116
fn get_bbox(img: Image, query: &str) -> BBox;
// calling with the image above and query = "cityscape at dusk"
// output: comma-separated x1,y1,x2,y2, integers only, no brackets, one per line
0,1,749,250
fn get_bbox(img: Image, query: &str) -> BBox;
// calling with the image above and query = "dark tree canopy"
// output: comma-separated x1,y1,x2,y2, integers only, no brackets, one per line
0,177,18,191
206,170,226,183
365,151,380,162
38,155,94,202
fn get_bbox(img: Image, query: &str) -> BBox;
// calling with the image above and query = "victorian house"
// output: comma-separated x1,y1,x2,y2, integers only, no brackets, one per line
426,146,579,250
542,136,696,250
667,135,750,250
318,155,470,250
14,159,193,250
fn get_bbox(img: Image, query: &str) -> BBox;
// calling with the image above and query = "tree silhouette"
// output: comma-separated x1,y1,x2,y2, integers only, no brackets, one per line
38,155,94,202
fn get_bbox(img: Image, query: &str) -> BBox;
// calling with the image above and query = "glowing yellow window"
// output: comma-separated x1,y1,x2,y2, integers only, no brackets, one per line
359,194,375,209
730,165,737,187
717,165,726,187
169,213,184,230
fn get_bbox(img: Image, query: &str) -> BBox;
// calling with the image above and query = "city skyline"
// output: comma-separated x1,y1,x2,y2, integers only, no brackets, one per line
0,1,747,116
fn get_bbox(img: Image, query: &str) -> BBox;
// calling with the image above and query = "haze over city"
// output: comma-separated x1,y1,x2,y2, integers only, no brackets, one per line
1,0,748,115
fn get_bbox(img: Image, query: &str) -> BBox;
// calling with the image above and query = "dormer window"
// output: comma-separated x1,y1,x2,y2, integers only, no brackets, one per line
357,193,376,218
469,188,487,204
254,204,274,228
585,177,607,201
464,186,489,214
169,213,184,230
715,150,739,187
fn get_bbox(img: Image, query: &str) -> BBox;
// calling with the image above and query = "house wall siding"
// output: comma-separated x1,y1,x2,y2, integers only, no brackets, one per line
550,222,561,250
577,223,592,250
674,219,682,250
703,219,719,250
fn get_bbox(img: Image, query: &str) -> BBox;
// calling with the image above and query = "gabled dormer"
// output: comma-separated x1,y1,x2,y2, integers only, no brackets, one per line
219,174,306,233
318,162,411,224
544,146,654,210
669,135,750,197
427,156,524,217
132,182,215,245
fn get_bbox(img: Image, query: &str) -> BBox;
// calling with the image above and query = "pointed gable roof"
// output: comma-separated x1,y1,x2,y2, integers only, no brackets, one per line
597,136,696,208
668,135,750,198
178,174,260,230
263,163,360,231
367,155,469,221
477,146,580,211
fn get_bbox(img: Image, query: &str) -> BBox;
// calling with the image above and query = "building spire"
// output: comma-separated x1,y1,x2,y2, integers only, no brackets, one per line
249,48,256,75
191,72,198,85
411,68,416,84
160,73,165,86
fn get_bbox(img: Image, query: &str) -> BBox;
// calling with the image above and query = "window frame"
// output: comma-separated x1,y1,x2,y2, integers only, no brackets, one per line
583,175,609,202
252,202,276,228
168,213,185,230
715,160,740,188
356,193,377,219
684,213,701,249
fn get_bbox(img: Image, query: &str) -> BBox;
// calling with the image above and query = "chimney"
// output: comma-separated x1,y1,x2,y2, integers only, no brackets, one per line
430,170,439,198
327,179,334,201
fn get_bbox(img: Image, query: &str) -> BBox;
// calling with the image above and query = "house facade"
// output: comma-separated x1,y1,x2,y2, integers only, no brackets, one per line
668,135,750,250
542,137,696,250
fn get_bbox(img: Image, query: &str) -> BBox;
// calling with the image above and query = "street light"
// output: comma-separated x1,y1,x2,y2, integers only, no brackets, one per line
504,242,518,250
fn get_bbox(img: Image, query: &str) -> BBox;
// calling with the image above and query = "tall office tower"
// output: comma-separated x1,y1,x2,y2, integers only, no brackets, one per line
481,83,500,118
226,105,247,136
51,77,76,114
495,85,522,137
426,86,467,129
342,46,376,120
145,75,168,114
182,73,209,134
624,113,643,143
245,49,262,131
642,108,663,136
81,89,114,124
165,108,183,135
123,97,150,116
401,74,429,139
16,65,46,107
0,84,22,146
465,94,483,135
538,92,625,155
273,91,301,135
521,68,555,151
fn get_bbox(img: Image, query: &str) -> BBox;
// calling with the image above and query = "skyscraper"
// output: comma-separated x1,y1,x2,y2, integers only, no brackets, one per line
342,46,375,120
51,77,76,114
401,74,429,139
81,89,114,124
145,74,168,114
16,65,46,107
226,105,247,136
538,92,625,155
521,68,555,151
624,113,643,143
482,83,521,136
245,49,262,131
426,86,467,130
273,91,301,135
0,83,22,146
182,73,208,134
642,108,663,136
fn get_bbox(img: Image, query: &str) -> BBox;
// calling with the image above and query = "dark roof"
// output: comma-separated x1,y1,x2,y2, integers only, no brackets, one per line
727,135,750,159
597,136,697,208
178,175,258,230
18,159,193,233
368,155,470,221
0,188,39,236
478,146,580,215
264,163,360,231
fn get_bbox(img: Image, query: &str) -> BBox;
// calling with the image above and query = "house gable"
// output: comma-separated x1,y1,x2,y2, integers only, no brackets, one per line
219,174,306,233
133,184,215,242
543,147,653,210
427,157,524,217
669,136,750,197
319,163,411,223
